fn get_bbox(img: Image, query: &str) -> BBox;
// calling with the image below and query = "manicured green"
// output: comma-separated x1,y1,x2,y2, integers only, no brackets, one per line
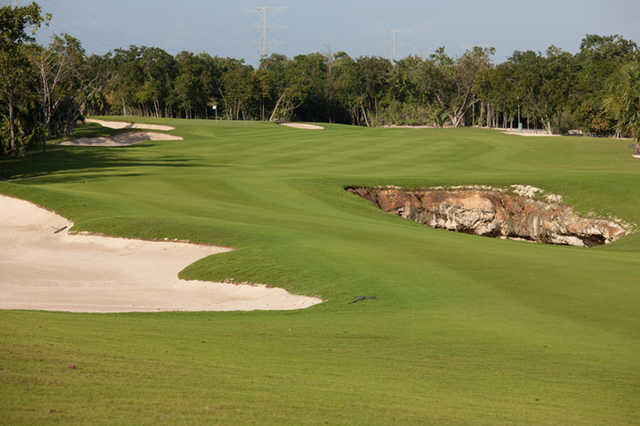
1,118,639,425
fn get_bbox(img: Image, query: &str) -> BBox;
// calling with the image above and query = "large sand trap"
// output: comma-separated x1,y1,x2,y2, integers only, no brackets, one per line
0,195,322,312
86,118,175,131
60,131,183,147
280,122,324,130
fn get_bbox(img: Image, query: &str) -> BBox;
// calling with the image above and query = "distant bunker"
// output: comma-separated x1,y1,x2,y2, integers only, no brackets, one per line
347,185,629,247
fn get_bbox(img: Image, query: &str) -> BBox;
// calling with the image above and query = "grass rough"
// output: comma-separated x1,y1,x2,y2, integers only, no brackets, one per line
1,118,640,425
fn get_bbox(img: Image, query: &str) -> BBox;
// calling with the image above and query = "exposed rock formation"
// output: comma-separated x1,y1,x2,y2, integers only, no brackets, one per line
347,185,629,247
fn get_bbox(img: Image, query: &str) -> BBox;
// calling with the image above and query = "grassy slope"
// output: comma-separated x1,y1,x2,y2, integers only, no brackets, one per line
1,118,639,425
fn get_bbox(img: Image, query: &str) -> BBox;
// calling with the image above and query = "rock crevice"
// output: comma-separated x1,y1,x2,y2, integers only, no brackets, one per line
347,185,629,247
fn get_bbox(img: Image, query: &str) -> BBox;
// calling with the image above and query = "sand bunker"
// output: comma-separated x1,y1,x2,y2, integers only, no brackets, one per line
502,130,555,137
0,195,322,312
60,131,183,147
86,118,175,131
383,125,436,129
280,122,324,130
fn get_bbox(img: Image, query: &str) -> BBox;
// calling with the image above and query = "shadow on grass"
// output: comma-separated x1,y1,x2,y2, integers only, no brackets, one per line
70,122,132,138
1,123,235,183
0,145,222,182
0,123,206,182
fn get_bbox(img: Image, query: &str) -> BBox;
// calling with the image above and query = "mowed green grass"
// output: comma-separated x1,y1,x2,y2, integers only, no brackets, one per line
1,119,640,425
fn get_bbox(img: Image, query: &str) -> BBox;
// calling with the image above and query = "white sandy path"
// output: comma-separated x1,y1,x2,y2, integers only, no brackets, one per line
86,118,175,131
60,131,183,147
280,122,324,130
0,195,322,312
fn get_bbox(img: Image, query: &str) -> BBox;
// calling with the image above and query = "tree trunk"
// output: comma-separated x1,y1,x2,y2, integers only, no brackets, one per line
472,102,475,126
450,112,464,128
543,117,552,135
350,107,357,125
269,93,285,121
361,103,370,127
487,103,491,127
8,90,16,156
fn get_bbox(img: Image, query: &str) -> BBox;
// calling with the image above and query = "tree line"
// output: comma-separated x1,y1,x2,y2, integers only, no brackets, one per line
2,2,640,157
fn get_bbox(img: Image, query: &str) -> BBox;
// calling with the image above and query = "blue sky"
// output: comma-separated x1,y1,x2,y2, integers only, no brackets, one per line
27,0,640,65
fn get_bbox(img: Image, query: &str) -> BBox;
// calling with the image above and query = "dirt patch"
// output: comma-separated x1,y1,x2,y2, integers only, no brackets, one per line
60,131,183,147
280,122,324,130
0,195,322,312
86,118,175,131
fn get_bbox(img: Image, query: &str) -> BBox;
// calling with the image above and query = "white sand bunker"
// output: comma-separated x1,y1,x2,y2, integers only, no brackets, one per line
86,118,175,131
383,125,436,129
280,122,324,130
502,130,556,137
60,131,183,147
0,195,322,313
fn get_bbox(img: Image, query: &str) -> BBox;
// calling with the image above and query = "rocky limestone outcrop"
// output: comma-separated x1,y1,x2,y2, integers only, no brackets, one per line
347,185,629,247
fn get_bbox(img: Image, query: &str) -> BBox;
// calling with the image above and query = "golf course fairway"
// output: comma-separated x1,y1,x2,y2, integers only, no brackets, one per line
1,118,639,424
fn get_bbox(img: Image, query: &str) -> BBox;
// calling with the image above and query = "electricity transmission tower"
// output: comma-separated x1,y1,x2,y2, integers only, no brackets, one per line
255,6,286,60
256,6,270,59
391,30,400,61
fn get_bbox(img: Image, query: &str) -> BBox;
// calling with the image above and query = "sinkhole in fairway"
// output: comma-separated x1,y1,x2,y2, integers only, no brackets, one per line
347,185,629,247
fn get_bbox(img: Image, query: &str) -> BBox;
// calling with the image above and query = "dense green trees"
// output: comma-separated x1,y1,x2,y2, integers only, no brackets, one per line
1,3,103,155
574,35,639,136
0,2,47,155
605,62,640,151
29,33,89,150
473,39,639,136
2,2,640,157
